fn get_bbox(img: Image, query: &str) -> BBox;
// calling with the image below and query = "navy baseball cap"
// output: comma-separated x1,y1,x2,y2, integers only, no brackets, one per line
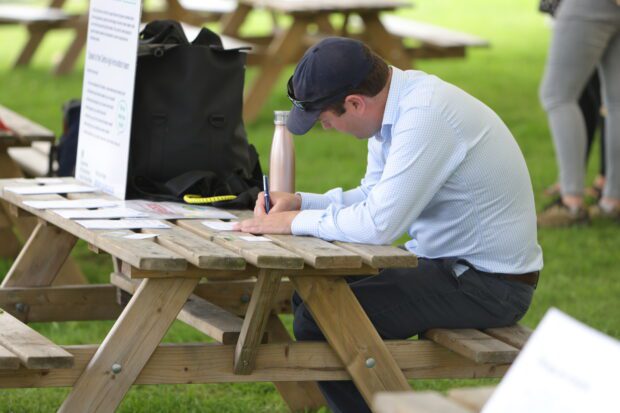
286,37,373,135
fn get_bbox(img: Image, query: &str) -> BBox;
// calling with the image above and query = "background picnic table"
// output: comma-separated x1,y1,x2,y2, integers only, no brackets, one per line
0,0,619,411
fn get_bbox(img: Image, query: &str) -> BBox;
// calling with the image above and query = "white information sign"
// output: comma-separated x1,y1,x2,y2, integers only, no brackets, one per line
75,0,142,199
483,308,620,413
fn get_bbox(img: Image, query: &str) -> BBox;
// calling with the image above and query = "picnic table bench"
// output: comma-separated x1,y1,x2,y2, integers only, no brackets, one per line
0,177,529,412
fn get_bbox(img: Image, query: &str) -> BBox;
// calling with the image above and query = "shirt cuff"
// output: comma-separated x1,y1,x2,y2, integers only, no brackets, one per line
291,209,324,237
297,192,332,210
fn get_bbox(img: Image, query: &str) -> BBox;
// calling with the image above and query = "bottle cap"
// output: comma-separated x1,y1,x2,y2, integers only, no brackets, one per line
274,110,289,125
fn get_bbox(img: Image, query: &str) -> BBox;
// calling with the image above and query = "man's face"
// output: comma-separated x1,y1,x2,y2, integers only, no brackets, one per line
318,101,377,139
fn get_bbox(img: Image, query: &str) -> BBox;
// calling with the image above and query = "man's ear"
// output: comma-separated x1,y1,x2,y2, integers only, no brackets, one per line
344,95,366,113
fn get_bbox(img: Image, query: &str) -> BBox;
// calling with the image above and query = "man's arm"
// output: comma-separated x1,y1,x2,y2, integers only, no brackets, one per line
296,138,384,210
291,107,467,244
235,139,385,234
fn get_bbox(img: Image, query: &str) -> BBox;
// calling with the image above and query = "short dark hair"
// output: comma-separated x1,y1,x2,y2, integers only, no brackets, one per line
323,45,389,115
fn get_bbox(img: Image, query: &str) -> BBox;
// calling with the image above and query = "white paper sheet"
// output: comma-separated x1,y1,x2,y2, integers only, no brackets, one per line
35,178,64,184
482,308,620,413
123,233,158,240
52,207,148,219
75,219,170,230
124,200,237,220
4,184,96,195
202,220,236,231
240,236,272,242
23,199,121,210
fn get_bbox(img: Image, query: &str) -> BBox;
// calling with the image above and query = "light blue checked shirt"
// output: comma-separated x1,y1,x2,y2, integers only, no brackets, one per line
291,68,543,274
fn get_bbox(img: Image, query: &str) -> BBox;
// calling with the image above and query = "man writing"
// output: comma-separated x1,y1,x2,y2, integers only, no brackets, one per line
235,37,543,413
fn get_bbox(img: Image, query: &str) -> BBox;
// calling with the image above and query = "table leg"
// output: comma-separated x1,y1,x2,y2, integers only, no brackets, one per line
291,276,410,407
0,207,20,258
359,12,412,70
59,277,199,413
0,146,26,257
14,0,69,68
315,14,336,35
1,221,77,288
242,16,310,122
234,269,282,374
53,16,88,76
220,3,252,37
14,25,47,68
267,315,327,412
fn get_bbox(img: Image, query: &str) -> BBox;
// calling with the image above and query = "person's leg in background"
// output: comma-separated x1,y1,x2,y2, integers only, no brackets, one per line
595,22,620,216
538,0,618,226
545,72,605,199
292,259,533,413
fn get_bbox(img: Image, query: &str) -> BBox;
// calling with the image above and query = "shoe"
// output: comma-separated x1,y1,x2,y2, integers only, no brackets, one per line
584,185,603,204
543,182,561,198
589,203,620,222
537,198,589,228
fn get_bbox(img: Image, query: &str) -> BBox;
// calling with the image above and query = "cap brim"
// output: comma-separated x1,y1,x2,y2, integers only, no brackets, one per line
286,105,321,135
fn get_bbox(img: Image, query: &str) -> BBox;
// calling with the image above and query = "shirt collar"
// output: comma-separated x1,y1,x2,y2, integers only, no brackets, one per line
375,66,405,142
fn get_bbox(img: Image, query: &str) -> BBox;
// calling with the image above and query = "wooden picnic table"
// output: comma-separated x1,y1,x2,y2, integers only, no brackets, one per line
0,177,529,412
222,0,413,122
0,0,233,76
221,0,489,122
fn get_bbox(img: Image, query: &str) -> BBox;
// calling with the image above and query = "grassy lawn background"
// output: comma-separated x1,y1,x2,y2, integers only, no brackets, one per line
1,0,618,411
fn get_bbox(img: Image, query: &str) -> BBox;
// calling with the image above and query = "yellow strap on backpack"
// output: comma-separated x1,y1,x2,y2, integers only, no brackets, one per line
183,194,237,204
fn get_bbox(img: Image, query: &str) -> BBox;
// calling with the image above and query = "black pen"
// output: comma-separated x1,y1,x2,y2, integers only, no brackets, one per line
263,174,271,213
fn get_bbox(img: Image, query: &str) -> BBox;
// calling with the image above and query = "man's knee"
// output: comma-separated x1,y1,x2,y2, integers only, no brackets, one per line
540,82,570,112
292,304,324,341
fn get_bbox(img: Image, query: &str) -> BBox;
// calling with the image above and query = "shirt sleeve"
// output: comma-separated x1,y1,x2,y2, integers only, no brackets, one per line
295,137,385,210
291,107,467,244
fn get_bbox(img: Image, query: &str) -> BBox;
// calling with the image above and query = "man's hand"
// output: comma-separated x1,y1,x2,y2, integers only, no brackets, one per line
233,210,300,234
254,191,302,217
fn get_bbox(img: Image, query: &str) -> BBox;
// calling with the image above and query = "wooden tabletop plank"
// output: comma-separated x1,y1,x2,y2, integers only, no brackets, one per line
334,242,418,268
0,342,20,370
142,226,246,270
177,220,304,269
0,179,188,271
0,307,73,369
67,190,247,271
0,105,55,144
228,210,413,270
424,329,519,364
266,234,362,269
93,230,188,271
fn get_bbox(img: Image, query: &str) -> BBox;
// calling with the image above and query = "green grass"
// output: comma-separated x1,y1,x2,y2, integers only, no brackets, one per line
1,0,619,411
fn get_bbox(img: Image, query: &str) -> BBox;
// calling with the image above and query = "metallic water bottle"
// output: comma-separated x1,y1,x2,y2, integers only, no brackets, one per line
269,111,295,192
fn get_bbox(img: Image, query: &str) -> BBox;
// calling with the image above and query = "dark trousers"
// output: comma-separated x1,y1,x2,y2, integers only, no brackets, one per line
292,258,535,413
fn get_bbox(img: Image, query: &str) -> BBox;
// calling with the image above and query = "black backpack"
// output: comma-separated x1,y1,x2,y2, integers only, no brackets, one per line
126,20,262,209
